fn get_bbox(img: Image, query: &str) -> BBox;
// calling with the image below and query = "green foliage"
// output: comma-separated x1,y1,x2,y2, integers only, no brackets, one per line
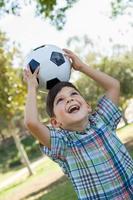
0,31,26,131
0,0,79,30
21,136,42,160
0,139,19,172
0,32,14,126
111,0,133,19
0,0,21,15
0,135,41,173
0,1,133,29
100,55,133,97
76,72,103,109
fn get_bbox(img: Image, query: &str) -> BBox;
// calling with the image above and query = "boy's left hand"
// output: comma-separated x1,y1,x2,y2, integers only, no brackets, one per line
63,48,85,71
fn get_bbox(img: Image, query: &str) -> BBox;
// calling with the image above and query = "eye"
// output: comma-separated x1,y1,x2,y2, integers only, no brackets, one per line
56,98,63,104
71,91,78,96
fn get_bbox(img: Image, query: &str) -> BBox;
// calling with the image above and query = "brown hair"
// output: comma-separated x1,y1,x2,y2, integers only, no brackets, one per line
46,81,80,117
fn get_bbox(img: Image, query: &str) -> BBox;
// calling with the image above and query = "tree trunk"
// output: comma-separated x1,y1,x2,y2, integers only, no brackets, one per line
10,121,34,176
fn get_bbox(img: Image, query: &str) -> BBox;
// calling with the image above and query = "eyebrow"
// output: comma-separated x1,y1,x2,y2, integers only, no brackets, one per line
54,94,64,103
55,89,78,101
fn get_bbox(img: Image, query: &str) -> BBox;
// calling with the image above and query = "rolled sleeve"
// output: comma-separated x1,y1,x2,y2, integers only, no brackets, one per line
40,127,67,162
96,96,122,130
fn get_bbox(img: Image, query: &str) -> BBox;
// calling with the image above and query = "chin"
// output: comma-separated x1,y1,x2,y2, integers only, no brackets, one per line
71,113,88,123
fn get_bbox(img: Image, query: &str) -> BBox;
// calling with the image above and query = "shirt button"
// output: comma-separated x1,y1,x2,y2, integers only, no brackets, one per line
64,137,67,142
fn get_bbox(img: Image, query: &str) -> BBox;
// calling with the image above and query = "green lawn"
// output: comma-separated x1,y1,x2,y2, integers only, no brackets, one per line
0,157,62,200
117,123,133,158
117,123,133,135
22,176,77,200
38,177,77,200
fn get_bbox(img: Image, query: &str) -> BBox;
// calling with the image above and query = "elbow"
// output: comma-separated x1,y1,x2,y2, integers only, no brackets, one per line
24,119,38,131
108,79,120,93
24,119,32,130
115,80,120,92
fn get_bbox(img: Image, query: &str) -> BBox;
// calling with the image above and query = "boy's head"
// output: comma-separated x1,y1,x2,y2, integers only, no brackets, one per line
46,81,92,131
46,82,79,117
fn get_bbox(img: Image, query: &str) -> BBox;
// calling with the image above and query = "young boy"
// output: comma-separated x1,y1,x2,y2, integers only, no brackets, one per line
24,49,133,200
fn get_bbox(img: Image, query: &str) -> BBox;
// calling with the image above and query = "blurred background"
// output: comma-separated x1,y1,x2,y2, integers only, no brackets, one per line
0,0,133,199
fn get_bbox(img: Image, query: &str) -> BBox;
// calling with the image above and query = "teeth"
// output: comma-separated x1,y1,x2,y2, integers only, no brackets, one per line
68,105,80,113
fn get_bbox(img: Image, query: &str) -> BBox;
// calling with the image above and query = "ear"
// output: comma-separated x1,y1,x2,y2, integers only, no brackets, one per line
50,117,62,128
87,103,92,113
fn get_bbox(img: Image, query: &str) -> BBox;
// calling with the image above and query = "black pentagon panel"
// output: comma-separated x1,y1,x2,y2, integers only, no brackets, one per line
50,52,65,66
28,59,40,84
28,59,40,73
46,78,60,90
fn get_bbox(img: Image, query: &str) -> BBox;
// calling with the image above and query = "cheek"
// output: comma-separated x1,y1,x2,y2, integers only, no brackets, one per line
54,105,65,117
58,109,65,116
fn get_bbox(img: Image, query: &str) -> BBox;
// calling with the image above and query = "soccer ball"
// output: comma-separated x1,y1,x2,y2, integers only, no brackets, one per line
25,44,71,90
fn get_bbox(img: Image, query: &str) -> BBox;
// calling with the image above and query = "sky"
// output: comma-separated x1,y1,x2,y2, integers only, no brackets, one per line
0,0,132,59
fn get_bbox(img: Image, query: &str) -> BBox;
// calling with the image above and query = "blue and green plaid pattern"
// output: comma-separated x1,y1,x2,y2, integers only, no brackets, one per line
40,96,133,199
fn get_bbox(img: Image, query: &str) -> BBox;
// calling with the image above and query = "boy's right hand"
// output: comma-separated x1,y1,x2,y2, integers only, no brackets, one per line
63,48,85,71
23,66,40,89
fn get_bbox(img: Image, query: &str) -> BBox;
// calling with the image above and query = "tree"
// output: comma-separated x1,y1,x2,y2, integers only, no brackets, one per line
0,32,25,131
67,35,102,65
0,31,33,175
111,0,133,26
0,1,132,30
0,0,79,30
111,0,133,17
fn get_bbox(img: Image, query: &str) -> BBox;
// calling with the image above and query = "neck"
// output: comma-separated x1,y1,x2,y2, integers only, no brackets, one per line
63,116,89,132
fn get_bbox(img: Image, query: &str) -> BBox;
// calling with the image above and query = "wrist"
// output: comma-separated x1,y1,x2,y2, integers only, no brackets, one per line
78,63,89,72
27,83,37,92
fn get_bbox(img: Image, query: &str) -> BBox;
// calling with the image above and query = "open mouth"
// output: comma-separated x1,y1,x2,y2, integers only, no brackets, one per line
68,105,80,113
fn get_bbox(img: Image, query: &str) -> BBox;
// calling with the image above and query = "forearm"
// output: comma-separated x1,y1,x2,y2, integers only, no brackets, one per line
24,86,39,126
80,63,120,91
23,67,50,147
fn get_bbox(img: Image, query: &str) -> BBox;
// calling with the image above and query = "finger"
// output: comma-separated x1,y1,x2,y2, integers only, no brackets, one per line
23,69,28,77
64,52,74,60
34,66,40,75
27,65,32,75
23,72,27,82
63,48,73,54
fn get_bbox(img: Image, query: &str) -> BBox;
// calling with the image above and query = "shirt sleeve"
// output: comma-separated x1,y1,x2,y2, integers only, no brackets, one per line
96,96,122,130
40,127,67,162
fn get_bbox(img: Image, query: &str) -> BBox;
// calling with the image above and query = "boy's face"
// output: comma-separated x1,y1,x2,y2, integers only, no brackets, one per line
51,86,92,131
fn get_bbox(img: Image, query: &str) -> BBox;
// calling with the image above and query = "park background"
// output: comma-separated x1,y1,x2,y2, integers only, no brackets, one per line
0,0,133,199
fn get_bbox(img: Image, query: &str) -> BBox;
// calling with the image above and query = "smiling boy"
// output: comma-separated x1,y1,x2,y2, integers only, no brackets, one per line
49,84,92,131
24,49,133,200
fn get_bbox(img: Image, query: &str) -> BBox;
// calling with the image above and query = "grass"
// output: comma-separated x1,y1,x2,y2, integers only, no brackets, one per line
21,176,77,200
0,157,62,200
37,177,77,200
117,123,133,158
117,123,133,135
0,123,133,200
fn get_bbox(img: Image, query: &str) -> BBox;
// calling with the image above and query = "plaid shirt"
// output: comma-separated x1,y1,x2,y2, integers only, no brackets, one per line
40,96,133,200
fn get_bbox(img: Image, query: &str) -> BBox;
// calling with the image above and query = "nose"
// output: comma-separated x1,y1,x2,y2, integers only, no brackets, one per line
66,98,74,104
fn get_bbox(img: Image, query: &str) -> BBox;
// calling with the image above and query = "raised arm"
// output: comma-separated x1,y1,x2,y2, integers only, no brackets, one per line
63,49,120,105
23,67,50,148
